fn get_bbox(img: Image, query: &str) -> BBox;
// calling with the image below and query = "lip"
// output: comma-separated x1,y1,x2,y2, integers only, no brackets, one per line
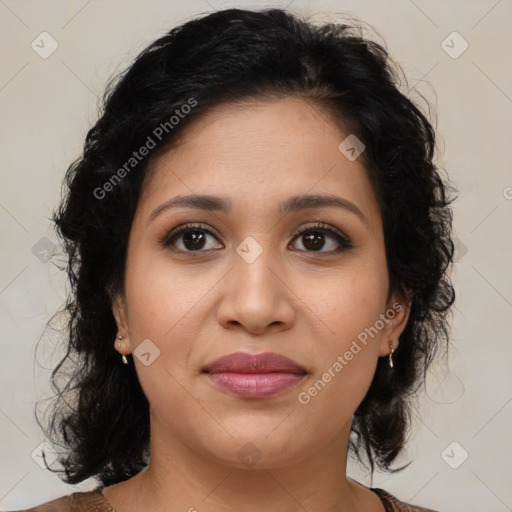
203,352,307,399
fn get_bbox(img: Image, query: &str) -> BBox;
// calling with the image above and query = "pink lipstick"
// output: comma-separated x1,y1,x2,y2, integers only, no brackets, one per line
203,352,307,399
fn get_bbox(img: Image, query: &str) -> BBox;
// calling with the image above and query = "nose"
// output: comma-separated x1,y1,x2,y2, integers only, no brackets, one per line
215,244,296,335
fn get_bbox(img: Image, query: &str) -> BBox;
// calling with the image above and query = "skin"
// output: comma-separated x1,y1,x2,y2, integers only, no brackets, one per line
106,96,410,512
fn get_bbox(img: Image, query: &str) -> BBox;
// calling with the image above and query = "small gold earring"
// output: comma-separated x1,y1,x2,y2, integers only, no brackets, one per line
117,335,129,365
388,340,395,368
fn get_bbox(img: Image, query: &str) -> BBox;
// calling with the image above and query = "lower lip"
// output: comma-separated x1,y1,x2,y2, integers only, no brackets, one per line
206,372,305,398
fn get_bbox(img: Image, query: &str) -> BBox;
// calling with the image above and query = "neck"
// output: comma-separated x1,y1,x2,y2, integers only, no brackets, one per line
103,412,377,512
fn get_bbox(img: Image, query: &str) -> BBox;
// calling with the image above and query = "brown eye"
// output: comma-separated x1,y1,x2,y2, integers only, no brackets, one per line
161,222,352,255
290,223,353,253
163,224,223,252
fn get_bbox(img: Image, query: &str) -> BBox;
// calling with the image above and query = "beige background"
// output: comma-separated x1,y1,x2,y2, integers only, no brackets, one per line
1,1,511,511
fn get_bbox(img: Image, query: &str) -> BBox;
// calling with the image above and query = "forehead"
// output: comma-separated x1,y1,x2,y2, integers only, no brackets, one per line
138,96,380,225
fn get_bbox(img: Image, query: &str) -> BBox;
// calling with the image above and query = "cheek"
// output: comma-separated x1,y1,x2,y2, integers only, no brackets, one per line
124,247,215,338
291,353,377,456
290,265,386,407
294,260,388,340
120,257,196,406
293,282,385,441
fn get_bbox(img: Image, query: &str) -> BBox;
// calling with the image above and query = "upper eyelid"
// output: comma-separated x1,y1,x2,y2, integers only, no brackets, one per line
164,222,220,240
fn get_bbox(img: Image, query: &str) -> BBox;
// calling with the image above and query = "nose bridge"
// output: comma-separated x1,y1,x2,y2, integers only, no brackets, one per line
215,233,295,332
232,234,279,295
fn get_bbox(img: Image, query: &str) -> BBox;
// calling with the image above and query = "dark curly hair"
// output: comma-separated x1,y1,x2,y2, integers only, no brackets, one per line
37,7,455,487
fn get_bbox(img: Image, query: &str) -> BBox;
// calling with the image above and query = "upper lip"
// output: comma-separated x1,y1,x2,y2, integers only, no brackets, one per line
203,352,307,374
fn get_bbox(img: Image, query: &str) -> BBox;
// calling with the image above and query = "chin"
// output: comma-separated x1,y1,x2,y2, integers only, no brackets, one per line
197,425,308,470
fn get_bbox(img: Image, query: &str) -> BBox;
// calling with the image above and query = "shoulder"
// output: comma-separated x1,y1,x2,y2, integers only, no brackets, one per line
5,489,115,512
371,487,440,512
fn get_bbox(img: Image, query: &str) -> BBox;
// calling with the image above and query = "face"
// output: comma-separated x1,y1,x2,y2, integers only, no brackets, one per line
113,96,409,469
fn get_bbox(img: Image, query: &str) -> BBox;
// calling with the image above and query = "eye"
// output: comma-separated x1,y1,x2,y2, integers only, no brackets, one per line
161,222,353,254
289,223,353,253
161,223,223,253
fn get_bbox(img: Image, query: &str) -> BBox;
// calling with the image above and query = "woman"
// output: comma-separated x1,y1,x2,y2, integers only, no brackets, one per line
11,7,454,512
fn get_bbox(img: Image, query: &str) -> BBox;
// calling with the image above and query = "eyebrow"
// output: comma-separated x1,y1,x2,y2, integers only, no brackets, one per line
147,193,368,225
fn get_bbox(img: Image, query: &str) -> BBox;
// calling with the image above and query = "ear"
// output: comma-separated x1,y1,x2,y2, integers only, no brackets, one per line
112,293,133,353
378,294,411,357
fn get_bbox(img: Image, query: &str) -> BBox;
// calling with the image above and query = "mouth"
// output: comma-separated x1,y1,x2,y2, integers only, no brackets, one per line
202,352,307,399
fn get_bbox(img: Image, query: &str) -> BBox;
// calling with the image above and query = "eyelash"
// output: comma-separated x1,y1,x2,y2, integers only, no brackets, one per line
160,222,353,255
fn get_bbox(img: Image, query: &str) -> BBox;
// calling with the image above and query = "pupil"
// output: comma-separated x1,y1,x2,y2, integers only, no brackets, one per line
183,231,206,250
304,232,324,251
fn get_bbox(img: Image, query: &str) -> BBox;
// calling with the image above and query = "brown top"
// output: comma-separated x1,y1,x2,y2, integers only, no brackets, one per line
7,486,439,512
